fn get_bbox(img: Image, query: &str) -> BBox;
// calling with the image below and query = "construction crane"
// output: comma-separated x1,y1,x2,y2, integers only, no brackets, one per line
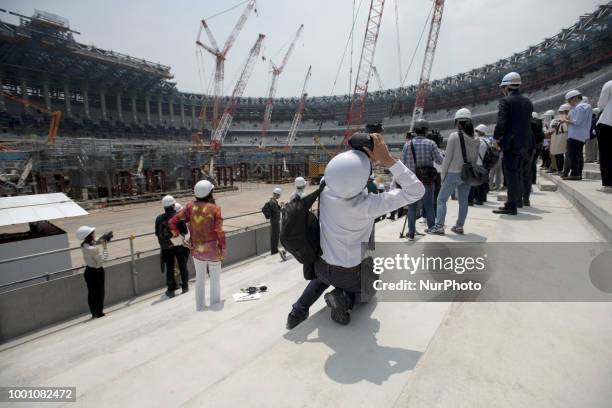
260,24,304,148
196,0,256,129
210,34,266,152
340,0,386,150
371,66,385,90
1,91,61,144
285,65,312,149
410,0,445,130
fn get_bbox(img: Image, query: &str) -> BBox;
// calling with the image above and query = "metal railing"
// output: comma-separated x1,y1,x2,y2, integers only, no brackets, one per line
0,210,266,291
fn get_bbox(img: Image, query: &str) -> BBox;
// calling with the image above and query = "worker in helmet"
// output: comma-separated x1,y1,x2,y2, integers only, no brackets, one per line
169,180,226,311
540,110,556,170
560,89,592,180
290,177,307,201
549,104,570,175
77,225,109,318
287,133,425,329
492,72,534,215
263,187,287,261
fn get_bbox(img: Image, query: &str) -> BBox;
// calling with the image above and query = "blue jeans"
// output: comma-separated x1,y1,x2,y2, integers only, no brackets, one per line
435,173,470,228
407,183,435,234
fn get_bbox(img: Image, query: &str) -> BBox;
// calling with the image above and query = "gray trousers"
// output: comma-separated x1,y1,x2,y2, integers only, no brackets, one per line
585,138,598,163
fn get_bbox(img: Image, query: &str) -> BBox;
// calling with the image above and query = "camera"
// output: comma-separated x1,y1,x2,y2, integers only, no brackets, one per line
96,231,114,244
349,122,384,153
365,122,384,134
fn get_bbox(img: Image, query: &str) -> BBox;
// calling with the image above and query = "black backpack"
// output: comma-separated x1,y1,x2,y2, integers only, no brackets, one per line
480,139,500,171
261,201,272,220
280,181,326,280
158,218,174,250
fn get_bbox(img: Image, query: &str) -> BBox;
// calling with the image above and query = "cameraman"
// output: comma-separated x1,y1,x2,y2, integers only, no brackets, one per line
286,133,424,328
77,225,110,319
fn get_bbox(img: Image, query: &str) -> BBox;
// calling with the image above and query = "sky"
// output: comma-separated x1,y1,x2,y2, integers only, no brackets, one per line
0,0,604,97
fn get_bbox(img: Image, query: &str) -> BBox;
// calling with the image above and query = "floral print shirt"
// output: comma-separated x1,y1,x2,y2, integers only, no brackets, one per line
169,201,226,261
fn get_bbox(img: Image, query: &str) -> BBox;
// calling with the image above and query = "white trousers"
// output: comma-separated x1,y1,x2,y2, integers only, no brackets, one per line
192,258,222,311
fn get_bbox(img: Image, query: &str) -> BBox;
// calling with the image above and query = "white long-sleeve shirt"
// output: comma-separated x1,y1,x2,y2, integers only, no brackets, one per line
319,160,424,268
597,80,612,126
81,243,108,268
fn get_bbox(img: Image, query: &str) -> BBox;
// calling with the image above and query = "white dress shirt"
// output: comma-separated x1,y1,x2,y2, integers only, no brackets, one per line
597,80,612,127
319,160,424,268
81,243,108,268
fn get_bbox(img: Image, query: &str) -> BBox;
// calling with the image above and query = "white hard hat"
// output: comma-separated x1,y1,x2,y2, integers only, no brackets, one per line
558,103,570,112
377,184,385,190
76,225,95,242
324,150,370,199
294,177,306,188
544,110,555,117
593,107,601,115
475,124,488,134
531,112,539,119
582,96,589,104
174,202,183,211
194,180,214,198
273,187,282,195
565,89,581,101
162,195,175,208
454,108,472,120
500,72,521,87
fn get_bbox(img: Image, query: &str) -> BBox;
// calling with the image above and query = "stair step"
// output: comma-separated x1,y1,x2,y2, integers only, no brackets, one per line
538,181,558,191
583,162,599,172
583,170,601,180
497,193,507,201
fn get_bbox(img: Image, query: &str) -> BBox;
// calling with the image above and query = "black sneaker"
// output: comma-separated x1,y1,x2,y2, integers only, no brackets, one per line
286,311,308,330
165,290,176,298
324,289,350,325
493,207,517,215
523,199,530,207
407,232,415,241
182,287,189,294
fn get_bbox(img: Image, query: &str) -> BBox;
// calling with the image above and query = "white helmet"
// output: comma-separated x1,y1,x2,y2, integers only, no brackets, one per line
76,225,95,242
593,107,601,115
273,187,282,195
565,89,581,101
194,180,214,198
475,124,488,134
582,96,589,104
377,184,385,191
294,177,306,189
454,108,472,121
174,202,183,211
544,110,555,117
161,195,175,208
324,150,370,199
500,72,521,87
558,103,570,112
531,112,539,119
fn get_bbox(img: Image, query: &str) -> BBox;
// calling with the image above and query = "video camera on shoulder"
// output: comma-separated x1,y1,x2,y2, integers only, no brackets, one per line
348,122,384,154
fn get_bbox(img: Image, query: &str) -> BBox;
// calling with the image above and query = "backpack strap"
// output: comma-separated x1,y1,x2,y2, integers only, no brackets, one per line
458,128,469,164
410,141,419,167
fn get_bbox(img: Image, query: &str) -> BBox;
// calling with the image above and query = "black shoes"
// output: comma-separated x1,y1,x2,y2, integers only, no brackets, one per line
286,311,308,330
562,175,582,180
493,207,517,215
407,232,415,241
523,199,530,207
280,250,288,261
324,288,350,325
182,287,189,294
165,290,176,298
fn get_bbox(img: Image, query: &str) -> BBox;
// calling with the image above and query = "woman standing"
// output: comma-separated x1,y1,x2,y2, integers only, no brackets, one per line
77,225,108,318
427,108,480,235
169,180,226,311
549,104,570,176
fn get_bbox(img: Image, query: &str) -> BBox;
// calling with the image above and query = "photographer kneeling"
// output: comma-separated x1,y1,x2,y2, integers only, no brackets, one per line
287,133,424,328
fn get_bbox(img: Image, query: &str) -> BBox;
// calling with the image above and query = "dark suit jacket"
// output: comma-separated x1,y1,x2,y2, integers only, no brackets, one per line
493,90,534,153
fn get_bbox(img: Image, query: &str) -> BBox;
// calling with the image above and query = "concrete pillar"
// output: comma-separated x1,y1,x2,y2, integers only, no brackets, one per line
145,95,151,125
64,84,72,118
100,90,107,121
83,88,90,119
191,103,196,129
169,97,174,127
180,96,185,127
157,96,163,125
116,93,123,122
20,79,30,113
131,95,137,123
0,72,5,111
42,82,51,111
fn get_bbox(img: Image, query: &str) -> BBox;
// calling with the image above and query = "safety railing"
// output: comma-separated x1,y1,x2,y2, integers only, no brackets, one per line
0,210,267,291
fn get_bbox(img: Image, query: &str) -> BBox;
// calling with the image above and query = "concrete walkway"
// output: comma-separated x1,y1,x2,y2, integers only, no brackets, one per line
0,185,610,407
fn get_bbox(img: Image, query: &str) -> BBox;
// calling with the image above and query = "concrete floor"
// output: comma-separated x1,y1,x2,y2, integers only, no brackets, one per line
1,185,611,407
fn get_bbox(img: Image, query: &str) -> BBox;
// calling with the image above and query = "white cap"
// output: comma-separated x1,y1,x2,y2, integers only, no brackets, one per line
454,108,472,120
565,89,581,101
294,177,306,188
194,180,214,198
558,103,570,112
475,124,488,134
531,112,539,119
544,110,555,117
500,72,521,87
174,202,183,211
593,107,601,115
324,150,370,199
273,187,283,195
76,225,95,241
162,195,175,208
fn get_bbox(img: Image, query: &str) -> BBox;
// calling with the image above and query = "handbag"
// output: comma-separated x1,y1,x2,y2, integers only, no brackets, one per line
410,141,438,184
458,129,489,186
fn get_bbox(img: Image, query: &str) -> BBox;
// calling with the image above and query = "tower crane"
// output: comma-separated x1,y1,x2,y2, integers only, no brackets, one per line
371,66,385,90
196,0,256,129
285,65,312,149
410,0,445,130
210,34,265,152
0,91,61,145
261,24,304,148
340,0,386,150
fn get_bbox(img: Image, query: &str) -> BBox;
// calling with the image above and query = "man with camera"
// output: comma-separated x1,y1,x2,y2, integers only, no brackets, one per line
401,119,443,240
286,131,425,329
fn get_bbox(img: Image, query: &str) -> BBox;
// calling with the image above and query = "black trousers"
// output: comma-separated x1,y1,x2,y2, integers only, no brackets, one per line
175,246,190,290
270,218,280,254
531,145,542,184
84,266,105,317
521,150,534,202
555,154,565,173
469,183,488,203
502,151,523,210
161,248,178,292
564,138,584,177
597,124,612,187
